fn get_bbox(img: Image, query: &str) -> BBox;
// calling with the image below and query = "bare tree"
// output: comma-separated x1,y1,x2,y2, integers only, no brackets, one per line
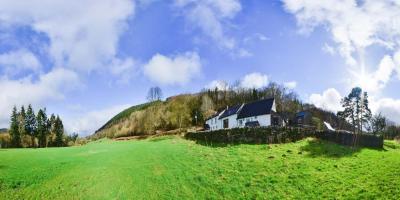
147,86,163,102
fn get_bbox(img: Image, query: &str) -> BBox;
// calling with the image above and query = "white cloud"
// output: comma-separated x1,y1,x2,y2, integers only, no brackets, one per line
284,81,297,89
143,52,201,85
0,0,136,128
0,0,135,73
371,98,400,125
206,80,229,90
309,88,400,125
256,33,269,41
240,73,269,89
282,0,400,89
0,49,41,76
0,68,80,127
175,0,241,50
282,0,400,62
394,50,400,80
309,88,342,112
66,104,130,136
243,33,270,44
109,58,138,85
322,43,336,55
237,48,253,58
350,55,395,93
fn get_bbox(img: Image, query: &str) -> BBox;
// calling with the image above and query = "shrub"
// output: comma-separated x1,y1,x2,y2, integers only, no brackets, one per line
186,128,383,148
185,127,315,144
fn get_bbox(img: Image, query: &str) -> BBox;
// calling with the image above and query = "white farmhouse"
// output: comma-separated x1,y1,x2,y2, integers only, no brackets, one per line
205,111,223,131
205,98,278,131
237,98,277,128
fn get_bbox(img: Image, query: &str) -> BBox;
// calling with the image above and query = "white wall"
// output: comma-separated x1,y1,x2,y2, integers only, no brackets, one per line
237,114,271,127
220,114,238,129
206,116,220,131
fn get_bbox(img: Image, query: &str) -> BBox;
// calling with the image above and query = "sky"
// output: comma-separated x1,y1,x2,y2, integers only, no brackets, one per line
0,0,400,136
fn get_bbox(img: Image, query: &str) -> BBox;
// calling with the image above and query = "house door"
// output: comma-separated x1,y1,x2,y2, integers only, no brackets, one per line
223,119,229,129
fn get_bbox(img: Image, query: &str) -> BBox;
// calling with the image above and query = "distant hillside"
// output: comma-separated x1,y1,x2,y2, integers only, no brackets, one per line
95,101,159,133
91,94,201,139
91,82,350,140
0,128,8,134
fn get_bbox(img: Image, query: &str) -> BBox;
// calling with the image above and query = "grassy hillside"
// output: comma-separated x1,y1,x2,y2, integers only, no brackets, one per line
92,94,202,139
95,101,158,133
1,137,399,199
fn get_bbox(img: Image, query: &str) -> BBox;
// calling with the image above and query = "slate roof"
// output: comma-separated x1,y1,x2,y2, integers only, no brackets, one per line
296,111,311,118
237,98,275,119
218,104,242,119
205,111,221,121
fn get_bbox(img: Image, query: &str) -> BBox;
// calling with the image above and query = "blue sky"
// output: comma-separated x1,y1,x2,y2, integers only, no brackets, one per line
0,0,400,135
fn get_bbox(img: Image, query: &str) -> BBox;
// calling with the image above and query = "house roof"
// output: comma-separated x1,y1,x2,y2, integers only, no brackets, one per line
206,112,221,121
218,104,242,119
296,111,311,118
237,98,275,119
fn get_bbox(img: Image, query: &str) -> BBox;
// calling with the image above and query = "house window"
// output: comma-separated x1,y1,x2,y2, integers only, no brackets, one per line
254,116,257,119
223,119,229,129
238,119,243,126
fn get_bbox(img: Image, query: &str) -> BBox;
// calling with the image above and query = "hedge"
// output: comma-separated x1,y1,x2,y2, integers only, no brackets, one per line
185,128,384,148
185,127,315,144
315,131,383,148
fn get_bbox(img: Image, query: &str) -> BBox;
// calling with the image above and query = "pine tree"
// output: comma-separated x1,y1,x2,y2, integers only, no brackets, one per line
9,106,21,148
26,104,37,147
18,106,27,140
361,92,372,132
54,116,64,147
36,108,49,148
48,114,56,146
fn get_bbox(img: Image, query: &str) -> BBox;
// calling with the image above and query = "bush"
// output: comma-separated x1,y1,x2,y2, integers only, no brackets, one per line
185,127,315,144
186,128,383,148
315,131,383,148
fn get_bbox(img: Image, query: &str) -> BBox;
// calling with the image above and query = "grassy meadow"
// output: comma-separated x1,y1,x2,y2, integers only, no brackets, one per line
0,136,400,199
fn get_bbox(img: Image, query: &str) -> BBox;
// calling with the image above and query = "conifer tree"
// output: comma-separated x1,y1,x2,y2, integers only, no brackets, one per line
26,104,37,147
9,106,21,147
36,108,49,148
48,114,56,146
18,106,27,139
54,116,64,147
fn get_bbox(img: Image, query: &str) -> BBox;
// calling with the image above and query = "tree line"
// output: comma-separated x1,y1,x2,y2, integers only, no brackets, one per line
8,105,65,148
338,87,400,139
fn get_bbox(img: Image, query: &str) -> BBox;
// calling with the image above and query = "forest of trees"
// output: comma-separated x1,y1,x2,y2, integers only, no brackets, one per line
5,105,67,148
94,82,323,138
337,87,400,139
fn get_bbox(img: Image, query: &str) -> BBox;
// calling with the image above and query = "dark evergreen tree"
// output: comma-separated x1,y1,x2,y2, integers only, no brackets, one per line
361,92,372,132
147,86,163,102
48,114,56,146
9,106,21,147
371,113,387,135
18,106,27,139
338,87,372,134
36,108,49,148
26,104,37,147
54,116,64,147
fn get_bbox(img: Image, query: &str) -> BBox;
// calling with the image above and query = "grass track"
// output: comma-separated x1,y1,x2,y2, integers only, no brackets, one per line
1,136,400,199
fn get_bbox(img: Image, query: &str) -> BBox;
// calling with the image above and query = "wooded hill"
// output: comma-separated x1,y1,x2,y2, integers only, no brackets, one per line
91,82,349,139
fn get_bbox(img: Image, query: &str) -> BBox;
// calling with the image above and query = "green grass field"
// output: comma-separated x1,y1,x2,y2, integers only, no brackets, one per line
1,137,400,199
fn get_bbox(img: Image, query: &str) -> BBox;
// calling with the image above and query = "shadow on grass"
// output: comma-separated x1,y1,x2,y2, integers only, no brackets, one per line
187,138,386,157
299,139,360,158
148,135,177,142
300,138,387,158
186,138,271,148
